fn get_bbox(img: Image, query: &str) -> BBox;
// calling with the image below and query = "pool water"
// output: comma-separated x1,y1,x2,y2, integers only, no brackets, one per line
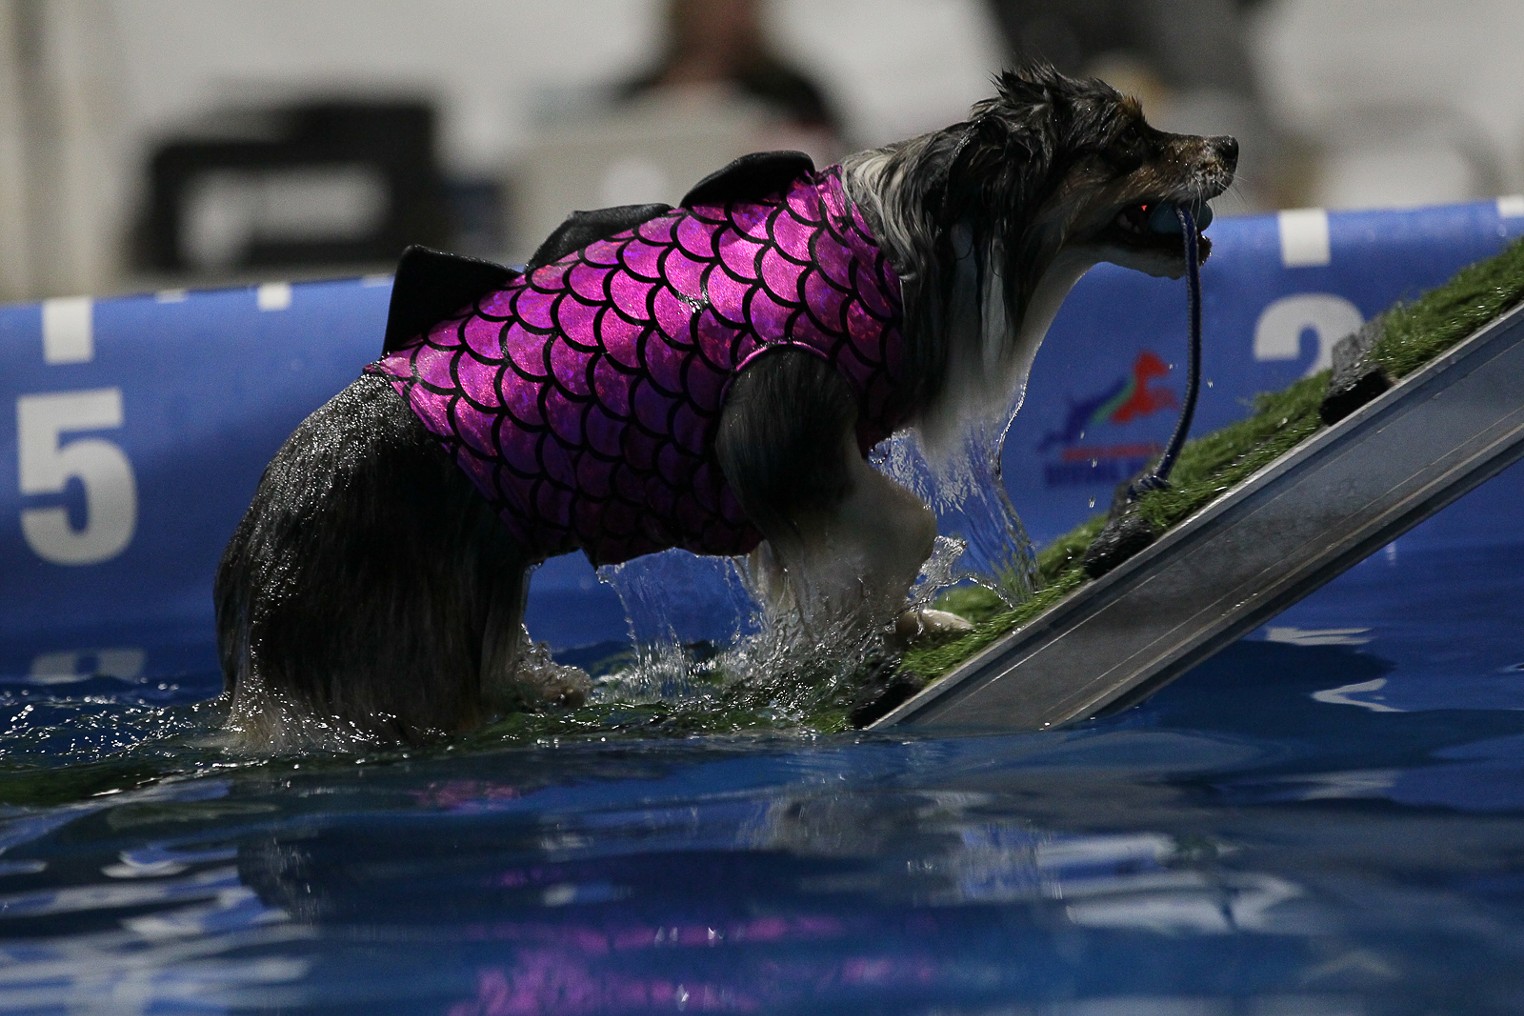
4,478,1524,1015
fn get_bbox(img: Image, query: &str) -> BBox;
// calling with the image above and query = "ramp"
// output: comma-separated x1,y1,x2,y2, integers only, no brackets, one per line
873,301,1524,731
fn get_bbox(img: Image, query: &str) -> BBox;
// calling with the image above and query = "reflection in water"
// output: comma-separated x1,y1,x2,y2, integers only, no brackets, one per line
7,696,1519,1014
6,545,1524,1012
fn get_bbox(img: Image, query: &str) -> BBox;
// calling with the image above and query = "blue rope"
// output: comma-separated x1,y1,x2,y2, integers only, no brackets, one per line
1129,204,1202,499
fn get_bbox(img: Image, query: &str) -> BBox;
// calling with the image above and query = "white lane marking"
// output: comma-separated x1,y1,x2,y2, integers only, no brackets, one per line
40,296,94,364
256,282,293,311
1278,208,1332,268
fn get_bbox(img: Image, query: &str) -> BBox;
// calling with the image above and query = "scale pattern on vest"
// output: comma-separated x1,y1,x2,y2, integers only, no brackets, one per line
368,166,908,565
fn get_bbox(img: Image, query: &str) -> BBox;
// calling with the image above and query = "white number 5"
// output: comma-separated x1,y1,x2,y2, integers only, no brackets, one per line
17,389,138,565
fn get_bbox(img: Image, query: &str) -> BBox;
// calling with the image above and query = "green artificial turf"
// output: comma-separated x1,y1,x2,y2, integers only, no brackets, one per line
899,235,1524,686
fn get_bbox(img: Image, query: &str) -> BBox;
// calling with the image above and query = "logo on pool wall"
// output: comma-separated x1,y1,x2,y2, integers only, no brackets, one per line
1040,350,1174,487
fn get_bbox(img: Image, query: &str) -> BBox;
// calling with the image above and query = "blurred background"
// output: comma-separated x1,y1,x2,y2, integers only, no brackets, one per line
2,0,1521,302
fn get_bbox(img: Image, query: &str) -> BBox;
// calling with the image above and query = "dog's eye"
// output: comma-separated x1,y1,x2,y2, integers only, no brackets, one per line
1103,122,1148,168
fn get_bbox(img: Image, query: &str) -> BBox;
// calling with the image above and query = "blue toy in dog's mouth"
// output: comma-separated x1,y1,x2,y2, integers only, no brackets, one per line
1111,199,1214,253
1146,199,1214,234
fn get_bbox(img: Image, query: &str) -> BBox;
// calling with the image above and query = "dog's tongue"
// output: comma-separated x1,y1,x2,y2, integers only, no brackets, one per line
1147,200,1214,234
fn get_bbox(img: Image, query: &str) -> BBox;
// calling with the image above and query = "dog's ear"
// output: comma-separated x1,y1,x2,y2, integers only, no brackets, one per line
993,63,1066,108
991,64,1131,149
905,67,1078,390
930,104,1046,231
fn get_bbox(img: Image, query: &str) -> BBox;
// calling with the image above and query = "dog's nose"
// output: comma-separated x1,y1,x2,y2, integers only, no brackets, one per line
1215,136,1239,170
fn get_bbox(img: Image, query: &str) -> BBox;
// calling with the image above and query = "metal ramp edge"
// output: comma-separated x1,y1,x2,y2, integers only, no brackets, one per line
872,300,1524,732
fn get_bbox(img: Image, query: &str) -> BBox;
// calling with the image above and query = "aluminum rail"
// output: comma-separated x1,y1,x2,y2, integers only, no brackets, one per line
873,301,1524,731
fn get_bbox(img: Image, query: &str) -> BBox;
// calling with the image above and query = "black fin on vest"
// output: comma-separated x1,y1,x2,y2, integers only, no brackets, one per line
680,151,815,208
382,246,518,354
527,203,673,270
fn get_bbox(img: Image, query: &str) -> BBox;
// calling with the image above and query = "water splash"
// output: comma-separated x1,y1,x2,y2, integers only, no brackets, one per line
588,404,1039,726
910,535,971,611
874,419,1036,606
595,551,756,705
588,534,1005,729
592,547,929,727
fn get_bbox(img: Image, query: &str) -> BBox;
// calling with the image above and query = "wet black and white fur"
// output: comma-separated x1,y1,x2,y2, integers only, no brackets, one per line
216,66,1236,747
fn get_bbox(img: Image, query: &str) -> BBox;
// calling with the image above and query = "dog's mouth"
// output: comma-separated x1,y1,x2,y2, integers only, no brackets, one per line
1106,198,1217,260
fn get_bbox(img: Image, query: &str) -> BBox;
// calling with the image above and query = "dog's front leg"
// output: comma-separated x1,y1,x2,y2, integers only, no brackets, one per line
718,351,961,640
480,568,592,711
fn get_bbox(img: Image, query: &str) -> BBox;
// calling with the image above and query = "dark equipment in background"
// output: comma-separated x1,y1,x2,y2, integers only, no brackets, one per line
140,99,452,276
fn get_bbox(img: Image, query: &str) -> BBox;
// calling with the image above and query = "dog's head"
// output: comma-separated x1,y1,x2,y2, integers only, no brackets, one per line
846,65,1237,346
943,65,1237,280
842,64,1237,452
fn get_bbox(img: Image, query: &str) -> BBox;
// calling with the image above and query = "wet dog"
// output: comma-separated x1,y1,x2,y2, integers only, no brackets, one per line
215,65,1236,746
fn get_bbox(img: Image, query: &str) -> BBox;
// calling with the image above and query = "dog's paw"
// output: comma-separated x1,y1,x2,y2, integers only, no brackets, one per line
893,607,974,644
508,640,594,709
526,662,593,708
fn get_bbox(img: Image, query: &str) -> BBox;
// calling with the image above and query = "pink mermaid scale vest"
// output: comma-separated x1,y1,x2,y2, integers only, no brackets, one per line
368,166,909,565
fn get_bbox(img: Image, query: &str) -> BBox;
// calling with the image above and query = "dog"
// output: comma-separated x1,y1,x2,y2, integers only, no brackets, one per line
215,65,1236,747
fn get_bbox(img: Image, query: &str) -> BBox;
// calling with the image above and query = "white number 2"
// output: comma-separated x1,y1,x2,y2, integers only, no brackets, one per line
1252,293,1364,377
17,389,138,565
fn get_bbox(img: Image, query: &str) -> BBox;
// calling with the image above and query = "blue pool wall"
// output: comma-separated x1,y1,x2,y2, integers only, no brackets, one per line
2,200,1522,682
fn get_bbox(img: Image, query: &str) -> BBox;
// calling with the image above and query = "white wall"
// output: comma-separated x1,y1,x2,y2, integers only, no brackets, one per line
1253,0,1524,209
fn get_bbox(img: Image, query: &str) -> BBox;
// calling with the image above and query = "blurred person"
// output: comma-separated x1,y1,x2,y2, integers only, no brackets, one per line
617,0,843,143
512,0,846,256
506,0,849,250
